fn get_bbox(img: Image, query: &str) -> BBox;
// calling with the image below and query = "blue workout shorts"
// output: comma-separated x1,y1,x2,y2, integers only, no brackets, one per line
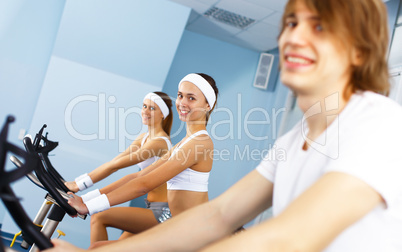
144,199,171,223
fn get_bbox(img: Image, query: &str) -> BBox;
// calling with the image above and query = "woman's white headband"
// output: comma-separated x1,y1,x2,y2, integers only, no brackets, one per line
143,92,170,119
178,73,216,111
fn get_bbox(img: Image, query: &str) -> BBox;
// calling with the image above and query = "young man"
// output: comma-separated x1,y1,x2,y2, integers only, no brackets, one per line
44,0,402,251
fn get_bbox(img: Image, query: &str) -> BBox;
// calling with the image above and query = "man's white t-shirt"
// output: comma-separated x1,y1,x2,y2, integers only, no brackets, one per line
256,91,402,251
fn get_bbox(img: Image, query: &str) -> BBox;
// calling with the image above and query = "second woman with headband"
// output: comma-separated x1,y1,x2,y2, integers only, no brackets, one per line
67,73,219,247
64,91,173,245
65,92,173,193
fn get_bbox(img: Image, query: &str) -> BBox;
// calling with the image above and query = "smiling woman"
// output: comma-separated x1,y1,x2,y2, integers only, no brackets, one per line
177,73,219,126
63,91,173,246
64,73,219,247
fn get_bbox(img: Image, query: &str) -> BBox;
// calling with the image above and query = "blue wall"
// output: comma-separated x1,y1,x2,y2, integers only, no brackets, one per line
0,0,66,233
1,0,190,248
0,0,65,143
162,31,289,201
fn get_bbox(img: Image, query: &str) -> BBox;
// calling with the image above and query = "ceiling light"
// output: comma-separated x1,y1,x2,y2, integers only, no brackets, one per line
204,7,255,29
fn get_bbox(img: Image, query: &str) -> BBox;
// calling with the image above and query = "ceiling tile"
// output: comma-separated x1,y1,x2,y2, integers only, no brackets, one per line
246,22,280,40
236,29,277,43
244,0,287,12
168,0,211,14
216,0,274,20
187,16,242,37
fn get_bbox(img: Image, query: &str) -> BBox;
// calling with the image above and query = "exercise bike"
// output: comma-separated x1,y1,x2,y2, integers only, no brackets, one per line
0,116,53,252
10,124,86,252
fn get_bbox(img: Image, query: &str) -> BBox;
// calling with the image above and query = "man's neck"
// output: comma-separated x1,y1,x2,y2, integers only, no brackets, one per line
297,86,352,143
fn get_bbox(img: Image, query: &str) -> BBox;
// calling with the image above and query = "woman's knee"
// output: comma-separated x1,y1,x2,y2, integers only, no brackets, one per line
90,211,108,226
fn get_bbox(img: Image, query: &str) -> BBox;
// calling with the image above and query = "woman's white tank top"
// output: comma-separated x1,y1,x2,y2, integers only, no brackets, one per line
166,130,210,192
137,133,172,170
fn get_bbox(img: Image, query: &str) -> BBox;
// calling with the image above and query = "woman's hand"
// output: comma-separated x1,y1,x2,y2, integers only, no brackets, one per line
64,181,79,193
67,192,89,215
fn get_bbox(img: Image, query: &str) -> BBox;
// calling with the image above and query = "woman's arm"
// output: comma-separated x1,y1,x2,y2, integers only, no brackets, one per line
88,137,168,182
68,137,211,214
99,172,138,194
98,143,175,195
65,135,143,192
98,146,174,194
110,134,143,160
135,146,174,177
66,135,168,192
105,136,213,206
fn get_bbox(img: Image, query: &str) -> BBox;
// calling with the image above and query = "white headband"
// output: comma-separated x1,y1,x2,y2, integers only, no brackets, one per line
178,73,216,111
143,92,170,119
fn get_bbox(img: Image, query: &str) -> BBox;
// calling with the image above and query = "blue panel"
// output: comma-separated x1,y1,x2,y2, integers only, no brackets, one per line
53,0,190,87
0,0,65,145
0,0,65,227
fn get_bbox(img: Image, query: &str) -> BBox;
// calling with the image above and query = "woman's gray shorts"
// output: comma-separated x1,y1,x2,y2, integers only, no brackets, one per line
144,199,171,223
